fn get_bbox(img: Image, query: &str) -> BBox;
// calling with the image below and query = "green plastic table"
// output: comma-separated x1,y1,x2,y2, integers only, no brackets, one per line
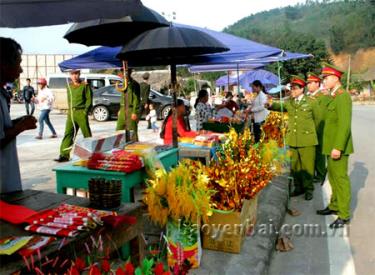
54,148,179,202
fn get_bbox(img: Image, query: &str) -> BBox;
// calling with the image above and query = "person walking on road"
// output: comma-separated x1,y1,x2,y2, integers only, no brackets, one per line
316,63,354,229
22,78,36,115
55,70,92,162
267,75,319,201
116,69,140,141
35,78,57,139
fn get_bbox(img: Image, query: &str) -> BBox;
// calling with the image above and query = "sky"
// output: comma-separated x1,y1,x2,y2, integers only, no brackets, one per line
0,0,302,54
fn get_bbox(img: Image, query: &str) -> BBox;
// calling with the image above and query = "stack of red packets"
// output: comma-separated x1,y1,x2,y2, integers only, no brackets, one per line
24,204,116,237
87,150,143,173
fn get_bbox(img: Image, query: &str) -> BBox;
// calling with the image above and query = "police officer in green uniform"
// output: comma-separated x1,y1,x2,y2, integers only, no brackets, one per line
306,72,327,184
267,75,319,200
316,63,354,229
55,70,92,162
116,69,140,142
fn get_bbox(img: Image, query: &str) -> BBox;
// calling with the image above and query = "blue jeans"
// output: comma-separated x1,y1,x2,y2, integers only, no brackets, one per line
25,101,35,115
151,121,158,130
39,109,56,136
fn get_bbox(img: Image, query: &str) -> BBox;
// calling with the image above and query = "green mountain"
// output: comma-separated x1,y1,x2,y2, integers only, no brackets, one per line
224,0,375,54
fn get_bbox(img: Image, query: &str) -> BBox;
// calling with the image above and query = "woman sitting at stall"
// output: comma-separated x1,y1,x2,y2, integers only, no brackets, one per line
160,99,197,145
194,89,212,131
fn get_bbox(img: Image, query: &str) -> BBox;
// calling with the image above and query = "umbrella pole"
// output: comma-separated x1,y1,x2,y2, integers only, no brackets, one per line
171,64,178,148
123,61,130,142
236,63,240,95
277,61,286,150
227,71,230,92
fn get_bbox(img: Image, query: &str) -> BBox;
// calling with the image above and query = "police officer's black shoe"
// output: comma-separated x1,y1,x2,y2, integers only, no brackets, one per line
305,193,313,201
329,218,350,229
316,207,338,215
54,156,70,162
290,190,304,197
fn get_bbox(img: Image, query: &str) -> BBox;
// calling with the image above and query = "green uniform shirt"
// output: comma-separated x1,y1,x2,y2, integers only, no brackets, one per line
307,90,330,142
322,87,354,155
270,95,318,147
120,79,141,116
67,82,92,113
139,82,151,106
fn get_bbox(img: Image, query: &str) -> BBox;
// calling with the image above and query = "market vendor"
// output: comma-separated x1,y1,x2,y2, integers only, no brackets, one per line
116,69,141,142
194,89,212,131
1,37,37,193
160,99,197,145
246,80,269,143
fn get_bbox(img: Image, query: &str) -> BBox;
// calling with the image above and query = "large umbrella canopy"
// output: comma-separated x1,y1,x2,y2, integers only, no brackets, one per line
116,25,229,66
64,6,169,46
189,52,312,72
0,0,143,28
240,69,279,91
215,69,279,92
116,24,229,148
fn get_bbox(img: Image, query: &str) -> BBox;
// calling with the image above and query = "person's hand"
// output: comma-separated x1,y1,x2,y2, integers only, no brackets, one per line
144,104,148,109
15,115,37,131
131,114,138,121
331,149,341,160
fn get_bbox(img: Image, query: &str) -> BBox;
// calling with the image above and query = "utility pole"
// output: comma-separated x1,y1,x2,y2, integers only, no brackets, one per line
347,55,351,93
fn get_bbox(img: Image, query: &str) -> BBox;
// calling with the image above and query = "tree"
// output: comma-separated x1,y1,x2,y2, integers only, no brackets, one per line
266,32,330,82
329,26,345,54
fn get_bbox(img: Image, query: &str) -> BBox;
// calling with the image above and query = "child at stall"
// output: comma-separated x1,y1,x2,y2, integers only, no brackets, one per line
146,103,159,133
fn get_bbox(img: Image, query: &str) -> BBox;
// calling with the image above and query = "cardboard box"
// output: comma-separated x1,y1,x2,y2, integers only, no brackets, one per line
166,219,202,269
73,132,125,160
202,196,258,253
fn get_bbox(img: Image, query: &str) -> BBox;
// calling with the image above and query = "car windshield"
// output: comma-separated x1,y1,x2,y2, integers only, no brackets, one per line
151,89,166,97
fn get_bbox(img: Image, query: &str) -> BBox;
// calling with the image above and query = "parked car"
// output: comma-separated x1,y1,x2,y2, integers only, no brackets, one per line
91,85,190,122
47,73,122,111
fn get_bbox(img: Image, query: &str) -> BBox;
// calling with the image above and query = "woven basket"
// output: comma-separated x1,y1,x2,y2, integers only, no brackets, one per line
89,178,121,209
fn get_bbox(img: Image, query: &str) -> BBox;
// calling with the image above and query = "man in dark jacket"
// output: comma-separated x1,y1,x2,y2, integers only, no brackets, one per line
22,78,35,115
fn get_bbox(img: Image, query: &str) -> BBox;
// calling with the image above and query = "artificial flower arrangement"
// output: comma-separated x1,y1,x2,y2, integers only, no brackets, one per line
261,111,288,147
203,128,274,211
143,160,213,269
143,160,213,227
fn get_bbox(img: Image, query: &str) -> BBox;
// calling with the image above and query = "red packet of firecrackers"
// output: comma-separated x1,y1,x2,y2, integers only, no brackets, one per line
24,224,79,237
18,236,56,257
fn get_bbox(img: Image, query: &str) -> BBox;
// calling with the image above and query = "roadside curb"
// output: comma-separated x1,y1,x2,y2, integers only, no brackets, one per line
250,174,290,275
194,174,289,275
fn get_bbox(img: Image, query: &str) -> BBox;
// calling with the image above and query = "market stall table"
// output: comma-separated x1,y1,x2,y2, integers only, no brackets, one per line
178,143,215,165
54,148,179,201
0,190,144,275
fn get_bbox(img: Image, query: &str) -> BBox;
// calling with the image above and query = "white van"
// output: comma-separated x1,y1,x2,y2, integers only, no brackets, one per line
47,73,122,111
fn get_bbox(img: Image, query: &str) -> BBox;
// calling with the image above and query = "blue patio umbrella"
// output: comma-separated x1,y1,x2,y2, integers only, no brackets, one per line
59,23,286,71
215,69,279,92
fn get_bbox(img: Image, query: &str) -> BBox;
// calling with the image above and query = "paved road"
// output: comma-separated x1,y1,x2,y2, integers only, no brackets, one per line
11,104,162,193
269,105,375,275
